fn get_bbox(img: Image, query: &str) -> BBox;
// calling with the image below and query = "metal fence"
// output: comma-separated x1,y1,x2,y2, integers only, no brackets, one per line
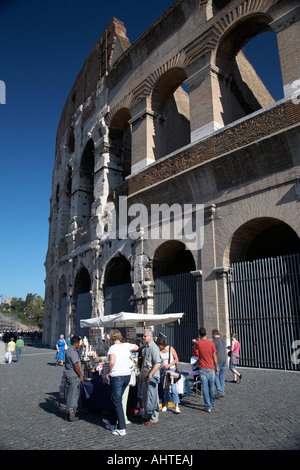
154,272,198,363
104,283,134,337
76,292,92,338
227,254,300,371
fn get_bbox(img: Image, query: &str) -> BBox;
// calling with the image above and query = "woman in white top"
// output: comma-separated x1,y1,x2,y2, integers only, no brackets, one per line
156,335,180,414
106,329,139,436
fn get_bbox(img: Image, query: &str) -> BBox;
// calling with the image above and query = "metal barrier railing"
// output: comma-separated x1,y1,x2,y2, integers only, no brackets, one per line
227,254,300,371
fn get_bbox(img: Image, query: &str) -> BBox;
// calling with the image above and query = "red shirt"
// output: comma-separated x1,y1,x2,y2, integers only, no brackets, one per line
195,339,216,370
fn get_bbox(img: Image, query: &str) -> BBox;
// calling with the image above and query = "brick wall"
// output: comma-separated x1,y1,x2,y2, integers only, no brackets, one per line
128,100,300,195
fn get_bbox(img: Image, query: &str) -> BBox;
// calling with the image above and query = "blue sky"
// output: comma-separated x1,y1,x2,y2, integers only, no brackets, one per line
0,0,283,301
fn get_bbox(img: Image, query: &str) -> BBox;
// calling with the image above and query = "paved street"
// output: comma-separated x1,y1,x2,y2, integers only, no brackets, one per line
0,344,299,454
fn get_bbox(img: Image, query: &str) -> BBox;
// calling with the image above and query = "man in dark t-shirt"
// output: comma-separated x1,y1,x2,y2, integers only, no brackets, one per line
195,327,218,413
212,329,227,398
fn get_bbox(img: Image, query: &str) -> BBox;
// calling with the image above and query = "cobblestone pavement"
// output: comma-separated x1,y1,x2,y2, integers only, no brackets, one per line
0,345,299,453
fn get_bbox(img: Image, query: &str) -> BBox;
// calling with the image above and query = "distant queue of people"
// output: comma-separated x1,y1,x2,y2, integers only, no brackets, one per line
0,329,42,343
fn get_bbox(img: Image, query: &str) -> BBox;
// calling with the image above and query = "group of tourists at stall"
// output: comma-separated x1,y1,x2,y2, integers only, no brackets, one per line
57,313,241,436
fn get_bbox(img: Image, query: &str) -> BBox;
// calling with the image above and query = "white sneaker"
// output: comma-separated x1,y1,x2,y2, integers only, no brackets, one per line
161,406,167,412
112,429,126,436
174,406,180,413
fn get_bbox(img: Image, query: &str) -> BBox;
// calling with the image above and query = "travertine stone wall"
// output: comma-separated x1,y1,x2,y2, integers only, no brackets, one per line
44,0,300,348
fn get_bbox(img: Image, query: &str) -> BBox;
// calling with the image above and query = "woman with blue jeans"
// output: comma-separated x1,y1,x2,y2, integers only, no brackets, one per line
106,330,139,436
156,335,180,414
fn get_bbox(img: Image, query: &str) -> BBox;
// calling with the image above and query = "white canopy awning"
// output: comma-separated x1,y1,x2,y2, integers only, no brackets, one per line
80,311,184,329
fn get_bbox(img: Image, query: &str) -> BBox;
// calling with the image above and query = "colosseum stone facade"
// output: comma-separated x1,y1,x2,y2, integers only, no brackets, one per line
44,0,300,368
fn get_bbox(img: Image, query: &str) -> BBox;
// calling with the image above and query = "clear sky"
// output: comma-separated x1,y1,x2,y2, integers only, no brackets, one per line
0,0,283,301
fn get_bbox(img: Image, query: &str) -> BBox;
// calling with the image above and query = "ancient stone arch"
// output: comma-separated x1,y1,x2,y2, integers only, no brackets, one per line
226,217,300,265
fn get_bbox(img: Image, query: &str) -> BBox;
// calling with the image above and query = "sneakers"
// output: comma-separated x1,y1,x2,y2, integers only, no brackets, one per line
112,429,126,436
162,404,181,413
106,423,126,436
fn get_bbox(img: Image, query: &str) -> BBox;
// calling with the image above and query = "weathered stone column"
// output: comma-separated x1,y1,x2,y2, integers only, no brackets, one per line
213,266,230,340
129,98,156,174
270,5,300,101
185,63,224,142
190,269,203,330
200,204,219,336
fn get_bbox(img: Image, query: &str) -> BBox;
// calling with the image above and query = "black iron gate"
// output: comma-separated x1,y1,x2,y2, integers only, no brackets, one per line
104,283,134,316
154,272,198,362
227,254,300,371
76,292,92,338
104,283,134,337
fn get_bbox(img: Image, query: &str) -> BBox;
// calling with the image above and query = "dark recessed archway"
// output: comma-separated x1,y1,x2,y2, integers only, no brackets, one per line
228,218,300,264
109,108,132,181
153,240,196,279
104,255,131,287
74,267,91,296
151,67,190,159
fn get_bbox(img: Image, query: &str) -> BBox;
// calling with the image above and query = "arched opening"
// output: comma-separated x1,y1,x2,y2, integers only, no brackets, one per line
228,218,300,265
216,15,283,126
58,276,67,338
79,139,94,226
153,240,195,279
153,241,197,362
242,30,283,102
109,108,132,187
74,267,91,296
74,267,92,337
104,255,131,287
56,184,60,205
67,128,75,153
103,255,134,317
152,68,190,160
66,166,72,199
212,0,231,15
60,166,72,239
50,184,60,245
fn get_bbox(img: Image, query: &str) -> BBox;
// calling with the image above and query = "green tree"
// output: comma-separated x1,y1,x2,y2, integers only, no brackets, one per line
24,293,44,328
10,297,26,312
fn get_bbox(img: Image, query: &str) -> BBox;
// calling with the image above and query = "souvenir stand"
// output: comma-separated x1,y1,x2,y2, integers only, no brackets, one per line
79,312,184,414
